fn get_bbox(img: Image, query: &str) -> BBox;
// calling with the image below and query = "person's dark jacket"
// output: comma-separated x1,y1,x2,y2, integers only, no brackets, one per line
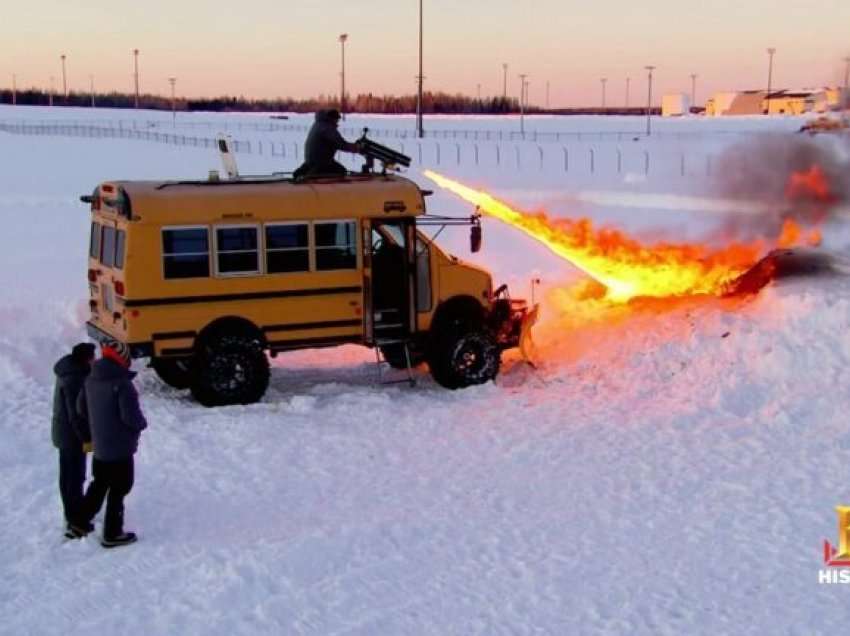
77,357,147,461
304,109,359,168
51,355,91,450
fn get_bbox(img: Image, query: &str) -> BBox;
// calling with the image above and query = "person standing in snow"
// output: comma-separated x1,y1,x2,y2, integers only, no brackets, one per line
72,339,147,548
51,342,96,539
293,109,362,178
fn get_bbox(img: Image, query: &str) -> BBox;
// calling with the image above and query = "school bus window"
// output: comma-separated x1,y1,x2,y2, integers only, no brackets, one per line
101,226,116,268
265,223,309,273
215,226,259,275
162,227,210,279
89,222,101,259
315,221,357,270
115,230,126,270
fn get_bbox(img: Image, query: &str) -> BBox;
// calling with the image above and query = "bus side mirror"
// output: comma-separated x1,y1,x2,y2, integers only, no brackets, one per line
470,225,482,253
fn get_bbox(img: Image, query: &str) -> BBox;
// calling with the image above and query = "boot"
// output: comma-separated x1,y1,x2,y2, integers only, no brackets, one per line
101,532,137,548
65,520,95,539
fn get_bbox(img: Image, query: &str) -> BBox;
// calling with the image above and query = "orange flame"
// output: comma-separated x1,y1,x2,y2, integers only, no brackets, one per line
784,165,834,204
424,170,815,303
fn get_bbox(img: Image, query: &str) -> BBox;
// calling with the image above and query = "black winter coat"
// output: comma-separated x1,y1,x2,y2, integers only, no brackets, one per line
51,355,91,449
77,357,147,461
303,110,358,168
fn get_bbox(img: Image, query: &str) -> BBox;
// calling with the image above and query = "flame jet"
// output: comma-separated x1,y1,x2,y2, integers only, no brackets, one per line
424,170,768,302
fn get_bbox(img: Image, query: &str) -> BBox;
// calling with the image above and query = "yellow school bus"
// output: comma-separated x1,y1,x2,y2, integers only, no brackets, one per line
83,172,532,406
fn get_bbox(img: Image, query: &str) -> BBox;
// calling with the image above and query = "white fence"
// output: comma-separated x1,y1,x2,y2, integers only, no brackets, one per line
0,121,253,153
0,116,764,142
1,120,720,178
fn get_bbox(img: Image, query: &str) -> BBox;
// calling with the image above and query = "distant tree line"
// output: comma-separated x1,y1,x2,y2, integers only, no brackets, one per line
0,88,534,115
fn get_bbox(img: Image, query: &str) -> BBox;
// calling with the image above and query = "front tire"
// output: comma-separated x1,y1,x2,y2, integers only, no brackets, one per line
190,334,270,407
429,330,500,389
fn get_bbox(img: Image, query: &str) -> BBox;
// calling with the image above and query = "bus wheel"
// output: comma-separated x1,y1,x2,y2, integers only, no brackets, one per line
150,357,192,390
380,343,425,370
429,330,500,389
190,334,270,407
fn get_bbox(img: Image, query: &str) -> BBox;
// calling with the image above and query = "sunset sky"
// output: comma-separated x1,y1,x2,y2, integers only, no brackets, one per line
2,0,848,107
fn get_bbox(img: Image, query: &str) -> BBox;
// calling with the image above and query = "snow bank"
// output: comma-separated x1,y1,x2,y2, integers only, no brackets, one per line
2,111,850,635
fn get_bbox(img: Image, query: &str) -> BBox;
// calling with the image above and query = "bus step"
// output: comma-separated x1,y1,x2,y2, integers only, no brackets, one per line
375,341,416,388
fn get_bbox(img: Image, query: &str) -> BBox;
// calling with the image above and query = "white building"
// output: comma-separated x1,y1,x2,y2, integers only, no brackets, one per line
661,93,692,117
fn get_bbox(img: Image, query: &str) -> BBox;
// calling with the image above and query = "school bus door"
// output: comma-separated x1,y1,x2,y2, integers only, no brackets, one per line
364,218,416,344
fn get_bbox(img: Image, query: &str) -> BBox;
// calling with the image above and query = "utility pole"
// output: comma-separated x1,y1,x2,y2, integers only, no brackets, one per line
690,73,697,112
338,34,348,119
133,49,140,109
416,0,424,138
12,74,16,106
477,83,481,100
601,77,607,108
645,66,655,135
502,63,508,100
49,76,55,107
625,77,630,108
60,54,67,100
519,73,528,136
90,75,95,108
169,77,177,125
765,47,776,115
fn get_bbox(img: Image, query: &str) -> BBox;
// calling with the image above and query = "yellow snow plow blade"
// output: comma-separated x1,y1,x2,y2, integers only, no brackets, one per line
518,303,540,367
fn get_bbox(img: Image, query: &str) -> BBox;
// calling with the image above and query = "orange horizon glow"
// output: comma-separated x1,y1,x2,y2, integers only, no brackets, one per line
1,1,848,106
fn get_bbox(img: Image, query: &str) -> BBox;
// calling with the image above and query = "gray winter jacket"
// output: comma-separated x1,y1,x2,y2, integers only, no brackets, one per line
77,357,147,461
51,355,91,450
304,110,358,167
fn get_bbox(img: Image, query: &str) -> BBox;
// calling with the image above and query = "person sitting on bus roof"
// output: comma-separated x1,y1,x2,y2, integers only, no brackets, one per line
293,109,363,178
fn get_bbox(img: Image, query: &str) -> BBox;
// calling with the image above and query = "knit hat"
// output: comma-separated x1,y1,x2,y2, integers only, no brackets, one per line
102,338,131,366
71,342,96,362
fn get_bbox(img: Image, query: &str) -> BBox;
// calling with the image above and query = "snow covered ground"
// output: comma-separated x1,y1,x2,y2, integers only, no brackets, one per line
2,106,850,635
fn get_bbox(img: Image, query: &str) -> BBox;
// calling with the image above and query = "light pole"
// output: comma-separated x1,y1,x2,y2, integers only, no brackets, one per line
502,63,508,100
12,74,16,106
338,34,348,119
60,54,67,100
90,75,95,108
842,56,850,116
133,49,140,109
518,73,528,136
601,77,607,108
645,66,655,135
49,76,55,107
546,80,550,109
625,76,630,108
765,47,776,115
477,83,481,100
690,73,697,111
416,0,424,138
169,77,177,125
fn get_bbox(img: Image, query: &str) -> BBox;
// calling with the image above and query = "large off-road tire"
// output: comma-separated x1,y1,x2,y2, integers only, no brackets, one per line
150,357,192,390
428,330,500,389
380,343,426,370
190,334,270,407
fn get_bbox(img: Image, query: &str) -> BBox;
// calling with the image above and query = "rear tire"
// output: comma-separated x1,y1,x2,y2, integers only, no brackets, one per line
190,334,270,407
428,330,500,389
150,358,192,390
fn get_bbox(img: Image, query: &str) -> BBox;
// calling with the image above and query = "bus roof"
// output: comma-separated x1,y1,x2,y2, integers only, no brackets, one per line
104,173,426,224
